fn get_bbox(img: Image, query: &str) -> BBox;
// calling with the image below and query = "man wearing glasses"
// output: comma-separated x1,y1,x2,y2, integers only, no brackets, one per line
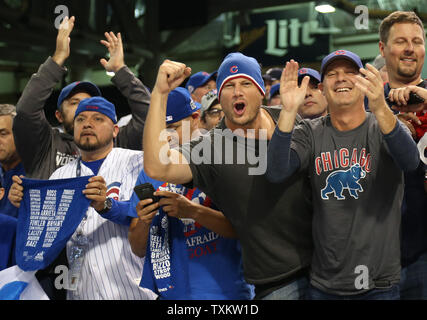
199,90,224,131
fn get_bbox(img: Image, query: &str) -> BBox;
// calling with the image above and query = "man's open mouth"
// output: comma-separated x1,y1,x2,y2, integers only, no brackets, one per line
233,102,246,115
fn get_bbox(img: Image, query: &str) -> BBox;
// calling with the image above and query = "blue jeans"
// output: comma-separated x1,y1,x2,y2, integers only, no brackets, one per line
261,277,308,300
308,284,400,300
400,251,427,300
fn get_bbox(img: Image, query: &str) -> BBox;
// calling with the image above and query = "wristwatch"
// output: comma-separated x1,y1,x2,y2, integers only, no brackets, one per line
97,198,113,214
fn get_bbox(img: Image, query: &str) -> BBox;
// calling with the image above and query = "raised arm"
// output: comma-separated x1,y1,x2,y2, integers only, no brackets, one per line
355,64,420,171
143,60,193,184
266,60,308,183
100,32,149,150
13,17,74,174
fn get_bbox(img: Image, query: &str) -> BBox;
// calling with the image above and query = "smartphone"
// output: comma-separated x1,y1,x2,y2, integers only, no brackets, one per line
386,91,425,106
133,183,161,203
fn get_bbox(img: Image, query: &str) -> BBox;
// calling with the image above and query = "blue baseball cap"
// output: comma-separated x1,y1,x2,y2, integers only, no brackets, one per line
166,87,201,124
185,71,217,94
74,97,117,124
57,81,101,109
298,68,321,84
269,83,280,99
320,50,364,80
217,52,265,102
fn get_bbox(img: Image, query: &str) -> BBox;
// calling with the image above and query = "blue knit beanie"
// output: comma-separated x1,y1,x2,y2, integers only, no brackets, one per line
216,52,265,102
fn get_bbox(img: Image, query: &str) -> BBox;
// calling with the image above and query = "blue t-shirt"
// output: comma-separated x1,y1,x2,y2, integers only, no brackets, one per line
129,170,253,300
81,158,105,176
0,163,25,218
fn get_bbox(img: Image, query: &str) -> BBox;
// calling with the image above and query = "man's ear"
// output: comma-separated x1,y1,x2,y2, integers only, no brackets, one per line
113,124,120,138
55,110,64,124
318,82,325,96
191,110,200,120
190,111,201,130
0,187,5,201
379,41,386,58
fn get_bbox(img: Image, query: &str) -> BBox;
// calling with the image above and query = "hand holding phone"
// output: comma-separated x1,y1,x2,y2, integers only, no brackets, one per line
133,183,161,203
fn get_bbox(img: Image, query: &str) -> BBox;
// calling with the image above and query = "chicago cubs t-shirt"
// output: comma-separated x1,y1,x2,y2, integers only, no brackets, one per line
291,112,404,294
129,170,252,300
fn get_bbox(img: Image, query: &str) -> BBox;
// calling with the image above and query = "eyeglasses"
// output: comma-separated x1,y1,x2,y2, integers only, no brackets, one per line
206,109,223,118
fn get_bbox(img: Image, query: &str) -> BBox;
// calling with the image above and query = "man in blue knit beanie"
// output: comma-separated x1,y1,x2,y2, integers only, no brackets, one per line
143,55,313,299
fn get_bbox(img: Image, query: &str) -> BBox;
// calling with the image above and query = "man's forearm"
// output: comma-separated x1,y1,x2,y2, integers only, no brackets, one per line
16,57,65,117
99,199,132,226
277,108,299,133
128,218,150,258
113,66,150,150
190,205,236,238
266,127,301,183
14,57,65,173
383,120,420,172
372,102,397,135
143,89,170,179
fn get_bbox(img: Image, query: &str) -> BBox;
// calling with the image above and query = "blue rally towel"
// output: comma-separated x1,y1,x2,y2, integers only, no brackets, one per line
140,210,190,299
16,176,93,271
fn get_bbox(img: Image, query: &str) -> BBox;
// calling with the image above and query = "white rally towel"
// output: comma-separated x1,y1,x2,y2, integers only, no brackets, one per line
0,265,49,300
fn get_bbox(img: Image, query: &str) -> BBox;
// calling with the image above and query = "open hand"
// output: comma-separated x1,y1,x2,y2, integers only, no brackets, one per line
100,32,125,73
280,60,310,113
52,16,75,66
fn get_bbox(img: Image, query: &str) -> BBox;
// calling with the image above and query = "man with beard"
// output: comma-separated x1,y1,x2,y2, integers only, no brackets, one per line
9,96,156,300
11,17,151,299
379,11,427,299
13,16,150,181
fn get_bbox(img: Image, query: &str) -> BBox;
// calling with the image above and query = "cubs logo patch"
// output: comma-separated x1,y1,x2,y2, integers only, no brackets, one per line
334,50,346,55
230,65,238,73
321,163,366,200
106,182,121,200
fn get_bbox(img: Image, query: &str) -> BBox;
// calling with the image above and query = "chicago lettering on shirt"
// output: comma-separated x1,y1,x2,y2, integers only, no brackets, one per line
314,147,371,175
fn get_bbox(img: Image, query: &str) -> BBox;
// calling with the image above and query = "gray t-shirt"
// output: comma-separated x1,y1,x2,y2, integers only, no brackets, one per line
291,112,403,295
180,107,313,288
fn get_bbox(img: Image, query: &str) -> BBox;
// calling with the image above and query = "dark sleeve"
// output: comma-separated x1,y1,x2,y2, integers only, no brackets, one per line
266,127,301,183
13,57,66,174
112,66,150,151
383,120,420,172
100,199,132,226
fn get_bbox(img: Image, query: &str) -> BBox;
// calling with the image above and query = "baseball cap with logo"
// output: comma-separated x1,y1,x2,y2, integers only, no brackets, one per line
320,50,364,80
298,68,321,84
200,89,219,115
57,81,101,109
74,97,117,124
185,71,217,94
216,52,265,102
166,87,201,124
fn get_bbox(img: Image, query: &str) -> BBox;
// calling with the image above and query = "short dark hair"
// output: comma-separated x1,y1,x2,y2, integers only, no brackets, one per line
379,11,425,44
